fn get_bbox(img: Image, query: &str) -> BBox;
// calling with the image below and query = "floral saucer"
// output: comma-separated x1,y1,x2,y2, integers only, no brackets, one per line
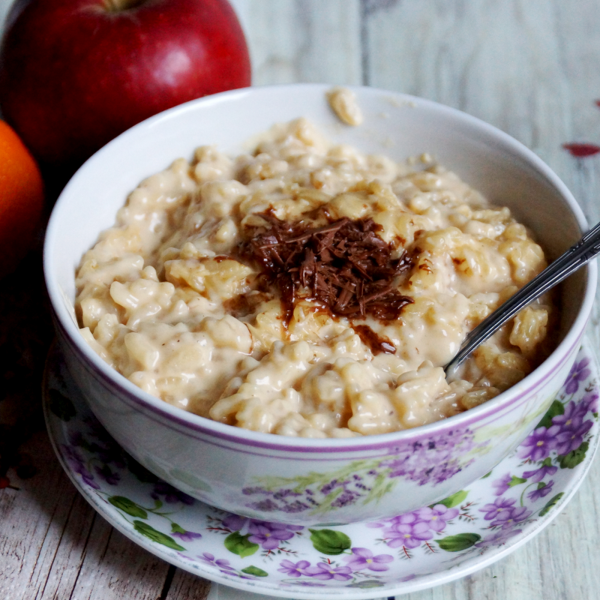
43,343,600,600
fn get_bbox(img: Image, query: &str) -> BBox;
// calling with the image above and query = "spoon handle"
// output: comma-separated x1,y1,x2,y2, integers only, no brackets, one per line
444,219,600,377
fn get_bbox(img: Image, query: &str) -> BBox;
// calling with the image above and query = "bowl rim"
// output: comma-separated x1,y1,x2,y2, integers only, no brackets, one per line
43,82,598,451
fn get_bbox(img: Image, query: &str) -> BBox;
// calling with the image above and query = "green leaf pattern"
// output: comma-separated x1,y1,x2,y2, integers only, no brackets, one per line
309,529,352,555
108,496,148,519
133,520,185,551
436,490,468,508
224,532,259,558
436,533,482,552
241,566,268,577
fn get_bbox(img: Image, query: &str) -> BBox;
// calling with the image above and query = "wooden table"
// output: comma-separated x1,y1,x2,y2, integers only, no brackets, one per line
2,1,600,598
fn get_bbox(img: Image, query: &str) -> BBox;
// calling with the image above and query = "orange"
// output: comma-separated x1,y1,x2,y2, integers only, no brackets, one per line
0,120,44,279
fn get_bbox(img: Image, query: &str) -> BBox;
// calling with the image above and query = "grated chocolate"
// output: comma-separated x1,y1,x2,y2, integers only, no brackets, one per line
240,212,415,344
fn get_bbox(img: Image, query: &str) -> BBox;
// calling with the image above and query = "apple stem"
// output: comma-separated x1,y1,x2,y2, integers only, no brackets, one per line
103,0,147,12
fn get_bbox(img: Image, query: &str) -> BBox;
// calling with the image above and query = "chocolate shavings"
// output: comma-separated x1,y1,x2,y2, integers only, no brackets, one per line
352,324,397,355
240,213,414,351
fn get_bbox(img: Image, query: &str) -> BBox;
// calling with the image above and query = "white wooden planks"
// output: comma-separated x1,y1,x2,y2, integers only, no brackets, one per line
231,0,362,86
2,1,600,598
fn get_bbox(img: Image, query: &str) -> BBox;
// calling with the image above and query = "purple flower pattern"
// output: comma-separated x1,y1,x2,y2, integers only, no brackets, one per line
278,560,311,577
151,481,195,505
480,497,517,522
555,420,593,456
490,505,532,529
522,461,557,483
172,528,203,542
480,497,534,530
219,513,303,551
527,481,555,501
387,520,434,549
553,399,587,430
50,345,598,591
414,505,459,532
248,523,296,549
582,391,599,414
491,473,512,496
343,548,393,571
197,552,237,573
516,384,596,469
94,464,120,486
366,504,458,551
242,428,488,516
517,425,560,462
304,563,353,581
565,358,591,394
62,445,100,490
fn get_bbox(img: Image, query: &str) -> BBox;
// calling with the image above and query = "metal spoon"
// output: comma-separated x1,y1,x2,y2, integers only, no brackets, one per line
444,219,600,380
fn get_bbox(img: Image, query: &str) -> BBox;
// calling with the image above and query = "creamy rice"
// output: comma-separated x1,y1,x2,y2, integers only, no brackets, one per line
327,87,363,126
75,118,554,438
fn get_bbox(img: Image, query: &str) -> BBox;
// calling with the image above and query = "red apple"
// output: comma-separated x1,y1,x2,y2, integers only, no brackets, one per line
0,0,251,173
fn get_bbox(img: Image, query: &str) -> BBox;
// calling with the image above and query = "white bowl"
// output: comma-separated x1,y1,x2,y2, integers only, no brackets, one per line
44,84,597,526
